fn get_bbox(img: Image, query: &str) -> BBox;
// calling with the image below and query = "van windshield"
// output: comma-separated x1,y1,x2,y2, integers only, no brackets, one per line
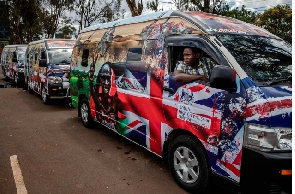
48,48,73,64
216,35,292,85
17,52,25,62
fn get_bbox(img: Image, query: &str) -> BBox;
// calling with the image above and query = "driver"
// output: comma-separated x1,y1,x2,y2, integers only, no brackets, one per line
173,47,209,83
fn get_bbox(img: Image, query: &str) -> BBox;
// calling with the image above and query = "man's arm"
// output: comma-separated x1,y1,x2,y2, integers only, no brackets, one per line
173,70,209,83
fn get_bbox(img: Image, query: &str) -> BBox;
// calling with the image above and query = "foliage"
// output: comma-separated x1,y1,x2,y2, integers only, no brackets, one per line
220,5,258,24
256,4,292,43
74,0,123,32
170,0,228,14
41,0,75,39
0,0,43,44
146,0,163,12
56,25,77,39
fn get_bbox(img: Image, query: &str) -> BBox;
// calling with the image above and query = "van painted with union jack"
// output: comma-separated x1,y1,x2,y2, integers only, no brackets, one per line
69,10,292,194
24,39,76,104
0,44,27,86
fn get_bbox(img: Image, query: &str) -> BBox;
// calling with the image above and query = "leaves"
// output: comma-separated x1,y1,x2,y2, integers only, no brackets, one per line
256,5,292,43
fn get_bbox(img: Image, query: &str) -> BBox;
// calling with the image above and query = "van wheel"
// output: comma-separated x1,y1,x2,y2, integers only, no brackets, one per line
79,98,94,128
41,86,50,104
28,82,33,94
14,75,19,88
168,135,211,194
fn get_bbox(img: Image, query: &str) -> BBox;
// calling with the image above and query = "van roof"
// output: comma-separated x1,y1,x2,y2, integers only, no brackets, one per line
4,44,27,48
27,39,76,49
81,10,278,38
28,39,76,45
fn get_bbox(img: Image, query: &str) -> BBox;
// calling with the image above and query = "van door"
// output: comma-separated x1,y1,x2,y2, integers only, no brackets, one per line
163,35,246,183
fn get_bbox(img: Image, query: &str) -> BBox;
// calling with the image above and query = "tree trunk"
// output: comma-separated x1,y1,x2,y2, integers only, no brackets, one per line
125,0,143,17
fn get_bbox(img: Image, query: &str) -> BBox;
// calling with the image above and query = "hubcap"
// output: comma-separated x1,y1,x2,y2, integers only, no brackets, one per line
174,146,199,184
42,87,47,102
81,103,89,123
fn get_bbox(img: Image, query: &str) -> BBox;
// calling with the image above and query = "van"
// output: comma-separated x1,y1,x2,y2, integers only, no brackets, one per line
0,44,27,86
24,39,76,104
69,11,292,194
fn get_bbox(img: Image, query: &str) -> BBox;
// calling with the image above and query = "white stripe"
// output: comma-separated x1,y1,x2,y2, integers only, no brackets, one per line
10,155,28,194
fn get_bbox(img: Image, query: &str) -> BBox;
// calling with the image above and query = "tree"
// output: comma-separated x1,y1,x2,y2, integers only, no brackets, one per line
0,0,43,44
41,0,75,38
74,0,123,33
256,4,292,43
56,25,77,39
125,0,143,17
220,5,258,24
147,0,161,12
171,0,227,14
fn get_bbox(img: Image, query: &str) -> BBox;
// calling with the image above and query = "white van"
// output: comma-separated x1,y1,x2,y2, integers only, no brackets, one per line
0,44,27,86
70,11,292,194
24,39,76,104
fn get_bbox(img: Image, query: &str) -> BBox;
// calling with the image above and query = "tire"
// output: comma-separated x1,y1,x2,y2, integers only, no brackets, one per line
28,82,33,94
41,86,50,105
14,74,19,88
168,135,211,194
79,98,94,128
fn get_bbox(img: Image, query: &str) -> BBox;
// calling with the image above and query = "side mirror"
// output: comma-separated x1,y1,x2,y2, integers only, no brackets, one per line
210,65,237,92
39,59,47,67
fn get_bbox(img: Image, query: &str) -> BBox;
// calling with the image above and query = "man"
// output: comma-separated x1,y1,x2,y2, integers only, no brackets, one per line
173,47,210,83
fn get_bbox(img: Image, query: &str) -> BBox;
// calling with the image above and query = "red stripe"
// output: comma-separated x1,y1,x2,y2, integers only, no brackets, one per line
126,120,142,129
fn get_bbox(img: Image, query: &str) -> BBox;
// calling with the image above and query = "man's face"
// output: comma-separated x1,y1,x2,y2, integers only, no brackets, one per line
183,48,199,66
100,75,111,94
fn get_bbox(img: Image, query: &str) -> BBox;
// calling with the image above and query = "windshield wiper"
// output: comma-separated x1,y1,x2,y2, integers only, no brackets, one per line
266,76,292,86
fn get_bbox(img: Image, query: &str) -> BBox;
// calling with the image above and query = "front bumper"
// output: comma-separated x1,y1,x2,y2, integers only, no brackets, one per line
48,83,70,99
240,147,292,194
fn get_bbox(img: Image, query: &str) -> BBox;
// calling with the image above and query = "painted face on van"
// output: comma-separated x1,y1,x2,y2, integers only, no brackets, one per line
98,64,111,95
183,47,199,67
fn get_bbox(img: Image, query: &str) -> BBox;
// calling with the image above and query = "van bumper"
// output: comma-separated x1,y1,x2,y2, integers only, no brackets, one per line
240,147,292,194
48,84,70,99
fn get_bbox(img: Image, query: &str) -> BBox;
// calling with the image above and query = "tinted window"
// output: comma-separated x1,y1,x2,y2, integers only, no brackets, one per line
217,35,292,84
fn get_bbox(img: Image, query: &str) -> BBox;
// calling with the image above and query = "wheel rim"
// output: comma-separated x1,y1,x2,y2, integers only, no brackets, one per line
174,146,199,184
42,87,47,102
81,103,89,124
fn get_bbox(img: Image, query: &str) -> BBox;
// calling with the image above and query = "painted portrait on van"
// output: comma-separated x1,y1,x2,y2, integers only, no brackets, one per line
90,62,121,131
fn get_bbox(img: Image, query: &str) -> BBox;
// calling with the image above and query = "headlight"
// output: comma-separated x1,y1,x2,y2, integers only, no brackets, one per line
244,123,292,152
48,76,62,84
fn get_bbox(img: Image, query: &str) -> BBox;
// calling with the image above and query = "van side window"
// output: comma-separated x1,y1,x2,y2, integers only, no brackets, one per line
168,46,218,78
13,52,17,59
82,48,89,67
41,51,46,60
127,48,142,61
35,52,38,63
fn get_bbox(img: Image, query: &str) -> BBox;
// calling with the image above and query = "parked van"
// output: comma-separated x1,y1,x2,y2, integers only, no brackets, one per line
24,39,76,104
70,11,292,194
0,44,27,86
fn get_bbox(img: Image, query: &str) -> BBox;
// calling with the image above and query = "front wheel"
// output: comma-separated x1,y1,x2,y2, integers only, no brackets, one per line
168,135,211,194
41,86,50,104
28,81,33,94
14,74,19,88
79,98,94,128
